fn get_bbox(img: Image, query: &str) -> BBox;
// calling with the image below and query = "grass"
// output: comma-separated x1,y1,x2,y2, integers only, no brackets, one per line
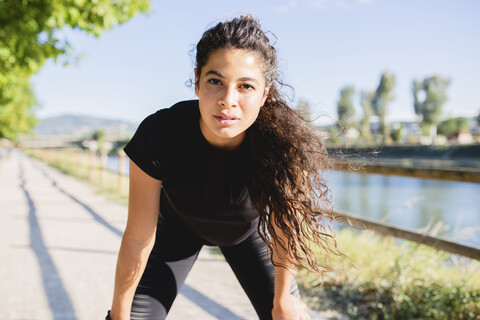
26,148,129,205
297,228,480,319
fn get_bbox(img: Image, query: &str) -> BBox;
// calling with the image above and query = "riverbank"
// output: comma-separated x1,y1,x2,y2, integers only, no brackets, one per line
328,144,480,169
328,144,480,183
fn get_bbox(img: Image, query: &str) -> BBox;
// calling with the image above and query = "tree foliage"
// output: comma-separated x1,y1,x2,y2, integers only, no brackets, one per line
92,129,106,141
0,75,38,140
389,123,403,143
337,85,356,131
0,0,150,141
412,75,451,136
296,99,313,127
359,90,374,143
92,129,107,153
371,71,395,143
437,117,470,138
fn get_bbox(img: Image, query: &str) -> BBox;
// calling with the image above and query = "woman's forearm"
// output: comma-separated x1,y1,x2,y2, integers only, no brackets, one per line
273,264,294,302
271,234,310,320
110,160,162,319
271,213,296,301
110,236,155,320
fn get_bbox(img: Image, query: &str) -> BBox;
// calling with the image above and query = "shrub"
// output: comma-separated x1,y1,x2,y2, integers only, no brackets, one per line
297,229,480,319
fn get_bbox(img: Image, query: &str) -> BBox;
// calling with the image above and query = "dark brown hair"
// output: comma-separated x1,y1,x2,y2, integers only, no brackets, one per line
195,15,342,273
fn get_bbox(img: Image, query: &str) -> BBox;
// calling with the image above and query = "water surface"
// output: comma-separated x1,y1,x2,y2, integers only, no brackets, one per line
328,171,480,247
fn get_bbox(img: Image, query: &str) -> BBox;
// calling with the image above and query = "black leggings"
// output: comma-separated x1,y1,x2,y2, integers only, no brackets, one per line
130,212,299,320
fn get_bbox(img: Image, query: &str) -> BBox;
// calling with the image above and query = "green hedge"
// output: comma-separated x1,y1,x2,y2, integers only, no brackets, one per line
297,229,480,319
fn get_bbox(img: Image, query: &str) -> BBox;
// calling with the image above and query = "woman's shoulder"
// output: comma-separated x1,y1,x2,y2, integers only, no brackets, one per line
148,99,199,122
169,99,199,114
137,99,199,134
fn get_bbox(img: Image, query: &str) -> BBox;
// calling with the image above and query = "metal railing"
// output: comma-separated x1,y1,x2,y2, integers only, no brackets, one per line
334,210,480,260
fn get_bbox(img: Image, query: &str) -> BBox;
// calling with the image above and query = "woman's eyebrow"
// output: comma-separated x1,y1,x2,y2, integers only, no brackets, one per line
205,70,224,78
238,77,258,83
205,70,258,84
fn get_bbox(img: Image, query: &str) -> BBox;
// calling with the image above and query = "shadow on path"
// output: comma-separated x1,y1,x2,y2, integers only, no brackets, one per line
33,160,123,237
181,284,243,320
29,156,246,319
19,161,77,320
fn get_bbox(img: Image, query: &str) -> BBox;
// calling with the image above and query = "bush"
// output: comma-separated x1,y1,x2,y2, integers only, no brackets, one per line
297,229,480,319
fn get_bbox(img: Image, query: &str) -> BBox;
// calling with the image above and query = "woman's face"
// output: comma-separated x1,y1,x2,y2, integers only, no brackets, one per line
195,48,270,150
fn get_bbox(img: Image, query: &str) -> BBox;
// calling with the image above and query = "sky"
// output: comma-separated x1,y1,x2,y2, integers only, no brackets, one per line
30,0,480,126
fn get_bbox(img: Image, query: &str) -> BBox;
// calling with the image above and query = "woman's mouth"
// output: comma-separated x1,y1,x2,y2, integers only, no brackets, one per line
214,113,239,125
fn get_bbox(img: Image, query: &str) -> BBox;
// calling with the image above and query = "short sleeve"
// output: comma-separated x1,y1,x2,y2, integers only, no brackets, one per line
123,110,169,181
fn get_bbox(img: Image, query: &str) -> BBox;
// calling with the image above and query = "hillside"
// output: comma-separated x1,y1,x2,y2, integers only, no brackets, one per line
34,114,137,138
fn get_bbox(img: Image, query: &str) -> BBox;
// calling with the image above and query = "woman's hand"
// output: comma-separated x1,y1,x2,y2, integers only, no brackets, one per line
272,294,311,320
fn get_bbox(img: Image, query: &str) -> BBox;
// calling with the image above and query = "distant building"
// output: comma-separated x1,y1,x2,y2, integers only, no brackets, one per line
449,131,474,144
471,117,479,136
389,120,421,143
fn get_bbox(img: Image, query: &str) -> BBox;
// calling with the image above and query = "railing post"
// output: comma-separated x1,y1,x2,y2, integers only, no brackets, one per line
118,150,126,196
100,151,107,187
88,151,95,183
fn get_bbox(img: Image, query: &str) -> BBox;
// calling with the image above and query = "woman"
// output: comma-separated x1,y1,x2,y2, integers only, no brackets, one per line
108,15,337,320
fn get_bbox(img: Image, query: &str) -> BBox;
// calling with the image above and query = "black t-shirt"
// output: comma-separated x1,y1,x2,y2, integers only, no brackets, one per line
124,100,259,246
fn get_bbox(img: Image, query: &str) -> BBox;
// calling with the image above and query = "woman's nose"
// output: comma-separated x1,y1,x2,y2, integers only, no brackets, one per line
219,85,238,108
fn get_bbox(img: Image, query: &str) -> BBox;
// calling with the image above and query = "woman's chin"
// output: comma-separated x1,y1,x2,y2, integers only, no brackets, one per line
211,130,246,148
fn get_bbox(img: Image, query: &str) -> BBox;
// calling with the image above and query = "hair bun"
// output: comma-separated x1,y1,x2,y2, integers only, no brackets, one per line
239,14,261,27
241,14,256,21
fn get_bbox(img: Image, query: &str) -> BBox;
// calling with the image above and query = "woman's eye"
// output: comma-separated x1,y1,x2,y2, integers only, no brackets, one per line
240,83,255,90
207,78,221,85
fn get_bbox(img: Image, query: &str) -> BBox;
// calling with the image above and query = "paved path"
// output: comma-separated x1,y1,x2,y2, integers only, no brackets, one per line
0,151,327,320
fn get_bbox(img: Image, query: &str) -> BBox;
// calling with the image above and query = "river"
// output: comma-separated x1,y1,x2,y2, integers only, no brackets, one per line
107,156,480,247
329,171,480,247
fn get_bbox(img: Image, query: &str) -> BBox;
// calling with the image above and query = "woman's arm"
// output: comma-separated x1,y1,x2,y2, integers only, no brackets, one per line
110,160,162,320
271,219,310,320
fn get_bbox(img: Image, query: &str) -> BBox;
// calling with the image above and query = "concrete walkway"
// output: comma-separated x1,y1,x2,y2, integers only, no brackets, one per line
0,151,327,320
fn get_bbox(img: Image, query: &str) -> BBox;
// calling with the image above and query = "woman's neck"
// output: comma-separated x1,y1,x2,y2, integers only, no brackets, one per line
199,118,246,151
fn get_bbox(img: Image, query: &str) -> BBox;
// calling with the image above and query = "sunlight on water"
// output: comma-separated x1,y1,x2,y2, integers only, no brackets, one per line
328,171,480,246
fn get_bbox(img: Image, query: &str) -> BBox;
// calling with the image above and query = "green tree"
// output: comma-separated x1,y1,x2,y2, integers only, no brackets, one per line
337,85,356,132
0,0,150,142
92,129,106,142
412,75,451,139
359,90,374,143
437,117,470,138
372,71,396,144
0,75,38,140
92,129,106,154
296,99,313,128
389,123,404,143
326,125,342,146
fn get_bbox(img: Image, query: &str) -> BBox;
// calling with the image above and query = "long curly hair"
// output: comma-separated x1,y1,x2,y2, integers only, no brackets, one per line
195,15,343,273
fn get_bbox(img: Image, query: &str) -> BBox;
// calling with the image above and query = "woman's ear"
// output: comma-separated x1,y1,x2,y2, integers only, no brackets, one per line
194,68,199,97
261,82,273,106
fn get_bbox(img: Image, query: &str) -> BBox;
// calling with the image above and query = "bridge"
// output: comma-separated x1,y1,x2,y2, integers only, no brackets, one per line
19,135,118,151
